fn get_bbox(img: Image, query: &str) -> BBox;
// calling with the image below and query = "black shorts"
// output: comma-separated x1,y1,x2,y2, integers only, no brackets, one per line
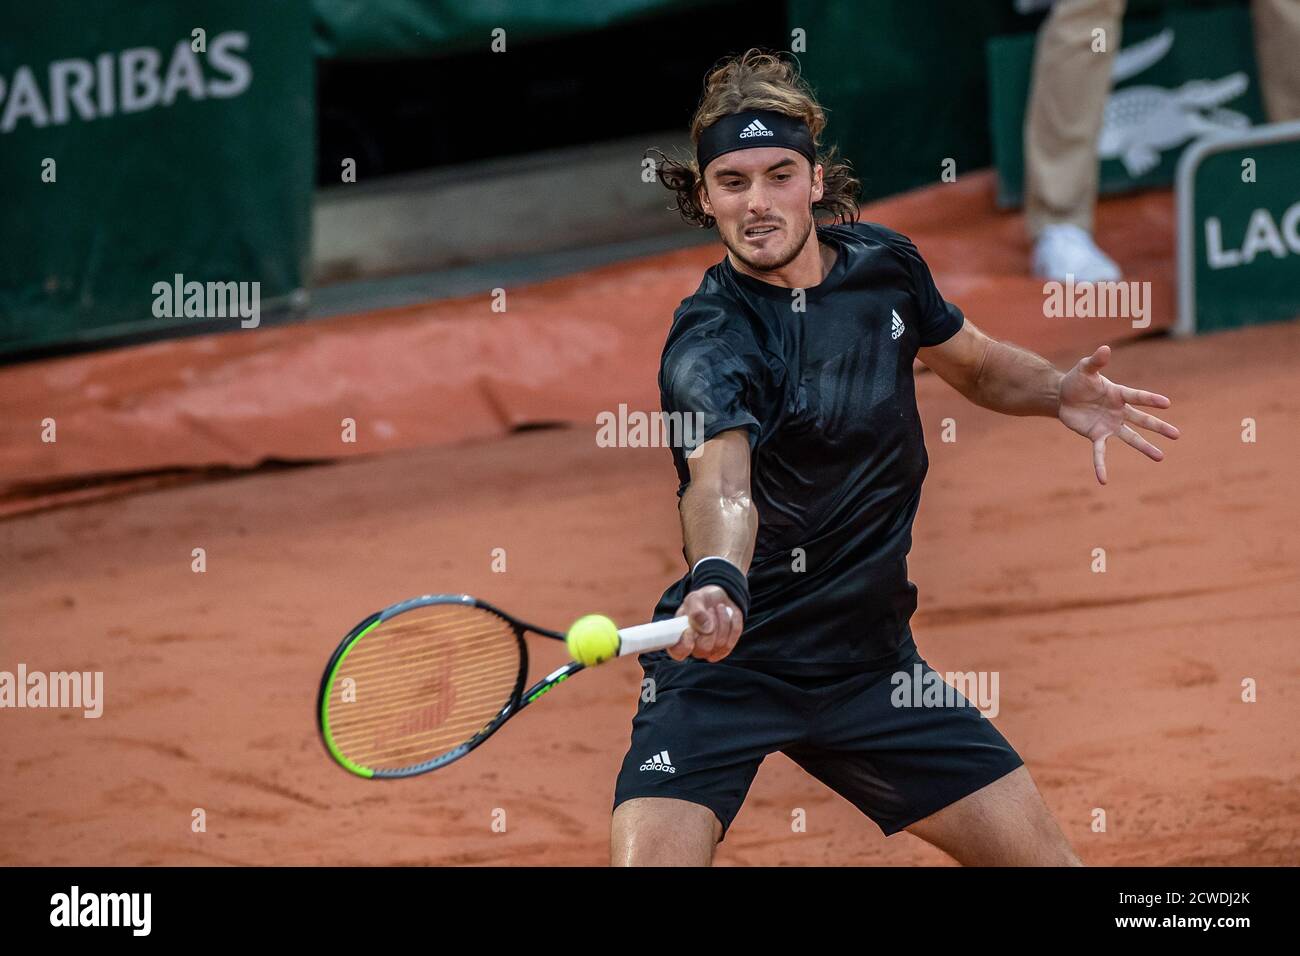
612,641,1024,840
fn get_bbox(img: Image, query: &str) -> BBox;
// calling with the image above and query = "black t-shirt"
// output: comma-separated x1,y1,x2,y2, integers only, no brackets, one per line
652,220,964,674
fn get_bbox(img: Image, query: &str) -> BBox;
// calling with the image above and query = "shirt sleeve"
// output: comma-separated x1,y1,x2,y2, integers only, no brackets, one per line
859,222,965,347
659,328,766,456
900,235,964,347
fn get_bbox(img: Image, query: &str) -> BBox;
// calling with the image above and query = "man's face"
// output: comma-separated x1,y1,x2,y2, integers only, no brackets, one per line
699,147,824,273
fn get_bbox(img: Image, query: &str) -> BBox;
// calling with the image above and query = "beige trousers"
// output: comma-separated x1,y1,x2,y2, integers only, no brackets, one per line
1024,0,1126,239
1024,0,1299,240
1253,0,1300,122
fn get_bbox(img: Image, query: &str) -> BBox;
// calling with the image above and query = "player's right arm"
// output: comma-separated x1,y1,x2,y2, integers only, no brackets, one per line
670,428,756,662
658,302,769,663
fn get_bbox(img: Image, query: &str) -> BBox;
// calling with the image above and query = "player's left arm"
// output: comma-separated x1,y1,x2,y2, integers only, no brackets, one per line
918,318,1180,485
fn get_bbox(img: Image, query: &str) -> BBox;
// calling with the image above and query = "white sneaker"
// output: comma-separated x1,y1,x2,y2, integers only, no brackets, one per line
1032,224,1121,282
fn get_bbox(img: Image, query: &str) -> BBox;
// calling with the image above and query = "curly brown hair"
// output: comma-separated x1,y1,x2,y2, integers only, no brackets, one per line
647,48,861,230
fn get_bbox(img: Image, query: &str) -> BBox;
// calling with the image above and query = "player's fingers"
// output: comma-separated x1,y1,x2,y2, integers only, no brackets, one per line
706,605,740,661
687,595,716,637
1119,385,1170,409
1093,436,1108,485
1117,423,1164,462
691,608,720,657
1123,403,1179,439
1081,345,1110,373
722,603,742,645
667,628,696,661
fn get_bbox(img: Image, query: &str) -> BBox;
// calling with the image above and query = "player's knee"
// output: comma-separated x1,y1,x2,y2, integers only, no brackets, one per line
1027,815,1084,867
610,797,719,865
1051,839,1085,867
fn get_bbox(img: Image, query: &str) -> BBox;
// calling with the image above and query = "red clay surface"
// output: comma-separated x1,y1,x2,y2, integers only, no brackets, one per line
2,318,1297,865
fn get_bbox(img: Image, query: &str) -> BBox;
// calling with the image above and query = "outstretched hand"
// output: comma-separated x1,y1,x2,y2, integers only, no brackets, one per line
1058,346,1180,484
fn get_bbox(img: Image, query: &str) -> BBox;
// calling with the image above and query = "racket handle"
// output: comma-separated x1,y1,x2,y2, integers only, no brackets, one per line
616,616,689,656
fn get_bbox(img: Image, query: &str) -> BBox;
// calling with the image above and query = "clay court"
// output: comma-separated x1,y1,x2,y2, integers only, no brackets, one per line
2,172,1297,866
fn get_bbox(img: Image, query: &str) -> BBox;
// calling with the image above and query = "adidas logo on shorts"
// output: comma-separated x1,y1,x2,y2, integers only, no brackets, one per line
739,119,774,139
639,749,676,773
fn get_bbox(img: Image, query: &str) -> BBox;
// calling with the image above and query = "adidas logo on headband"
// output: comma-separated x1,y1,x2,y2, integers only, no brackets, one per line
696,110,814,172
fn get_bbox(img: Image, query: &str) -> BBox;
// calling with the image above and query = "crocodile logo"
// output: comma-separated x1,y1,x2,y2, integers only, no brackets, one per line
1098,28,1251,178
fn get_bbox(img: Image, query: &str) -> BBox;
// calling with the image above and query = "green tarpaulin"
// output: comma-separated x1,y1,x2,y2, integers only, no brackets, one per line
0,1,313,356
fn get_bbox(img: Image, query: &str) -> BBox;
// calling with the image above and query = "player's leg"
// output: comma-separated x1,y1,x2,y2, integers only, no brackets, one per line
903,764,1082,866
786,643,1079,865
610,797,722,866
609,652,802,866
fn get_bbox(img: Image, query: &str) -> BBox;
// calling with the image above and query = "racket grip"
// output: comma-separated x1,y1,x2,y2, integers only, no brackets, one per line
616,616,689,656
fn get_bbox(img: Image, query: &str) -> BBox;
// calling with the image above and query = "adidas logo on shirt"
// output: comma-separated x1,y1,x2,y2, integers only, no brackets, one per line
639,749,676,773
891,309,906,340
739,119,774,139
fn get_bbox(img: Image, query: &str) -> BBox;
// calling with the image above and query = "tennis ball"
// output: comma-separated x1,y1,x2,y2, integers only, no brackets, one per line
566,614,620,666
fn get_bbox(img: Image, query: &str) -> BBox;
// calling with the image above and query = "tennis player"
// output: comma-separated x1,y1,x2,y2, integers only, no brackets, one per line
611,50,1179,865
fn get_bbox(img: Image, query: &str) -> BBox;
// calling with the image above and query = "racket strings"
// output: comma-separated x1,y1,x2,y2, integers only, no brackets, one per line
325,604,522,771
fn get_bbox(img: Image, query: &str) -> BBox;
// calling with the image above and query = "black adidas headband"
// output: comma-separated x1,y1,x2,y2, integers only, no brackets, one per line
696,109,816,175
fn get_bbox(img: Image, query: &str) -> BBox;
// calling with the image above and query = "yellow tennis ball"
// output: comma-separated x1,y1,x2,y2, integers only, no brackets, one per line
566,614,620,666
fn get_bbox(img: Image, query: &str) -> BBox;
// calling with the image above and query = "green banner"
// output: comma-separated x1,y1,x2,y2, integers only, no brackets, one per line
1177,121,1300,334
312,0,718,60
989,3,1266,208
792,0,1039,205
0,1,313,357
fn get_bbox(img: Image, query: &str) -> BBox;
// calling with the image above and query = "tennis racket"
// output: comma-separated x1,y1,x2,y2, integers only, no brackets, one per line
317,593,687,779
